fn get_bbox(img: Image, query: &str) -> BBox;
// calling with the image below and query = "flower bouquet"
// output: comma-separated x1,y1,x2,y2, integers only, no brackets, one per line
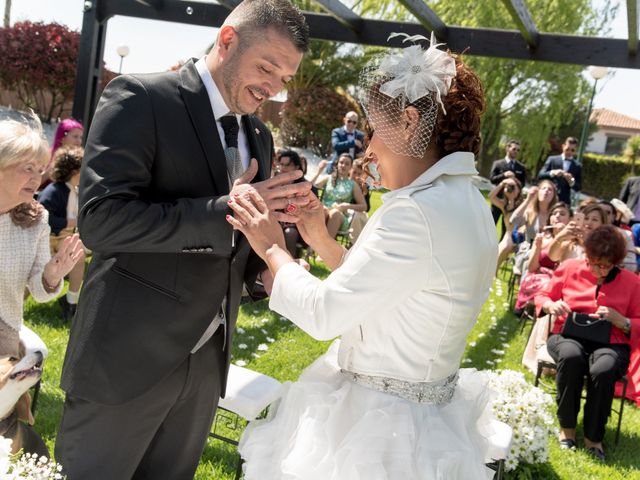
485,369,556,471
0,436,64,479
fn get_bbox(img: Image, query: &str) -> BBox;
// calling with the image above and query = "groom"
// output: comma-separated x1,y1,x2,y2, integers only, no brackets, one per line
55,1,310,478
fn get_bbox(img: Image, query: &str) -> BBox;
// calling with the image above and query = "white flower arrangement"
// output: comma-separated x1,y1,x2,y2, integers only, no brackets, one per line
485,370,557,471
0,436,64,479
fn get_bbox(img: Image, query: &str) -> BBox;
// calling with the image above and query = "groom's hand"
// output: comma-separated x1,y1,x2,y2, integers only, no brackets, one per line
230,158,312,211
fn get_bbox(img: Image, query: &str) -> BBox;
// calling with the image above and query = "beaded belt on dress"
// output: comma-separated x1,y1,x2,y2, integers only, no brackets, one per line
340,369,459,405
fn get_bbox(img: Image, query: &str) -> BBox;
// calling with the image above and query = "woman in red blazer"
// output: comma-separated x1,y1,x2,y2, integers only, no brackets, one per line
536,225,640,461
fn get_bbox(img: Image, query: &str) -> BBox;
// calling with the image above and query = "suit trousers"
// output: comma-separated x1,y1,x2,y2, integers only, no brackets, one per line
547,334,630,442
55,330,224,480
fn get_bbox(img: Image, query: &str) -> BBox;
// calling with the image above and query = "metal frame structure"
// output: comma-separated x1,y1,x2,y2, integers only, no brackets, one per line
73,0,640,125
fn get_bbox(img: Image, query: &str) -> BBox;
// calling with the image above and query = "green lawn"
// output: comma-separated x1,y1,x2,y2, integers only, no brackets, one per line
24,191,640,479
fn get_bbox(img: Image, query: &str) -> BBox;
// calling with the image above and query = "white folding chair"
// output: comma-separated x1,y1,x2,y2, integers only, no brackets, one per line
209,365,282,479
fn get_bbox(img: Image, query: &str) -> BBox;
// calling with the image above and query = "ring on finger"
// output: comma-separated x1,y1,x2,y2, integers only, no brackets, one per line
285,199,297,214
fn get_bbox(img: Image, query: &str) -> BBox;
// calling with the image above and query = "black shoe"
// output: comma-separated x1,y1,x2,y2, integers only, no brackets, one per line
58,297,76,322
587,447,606,462
559,439,576,450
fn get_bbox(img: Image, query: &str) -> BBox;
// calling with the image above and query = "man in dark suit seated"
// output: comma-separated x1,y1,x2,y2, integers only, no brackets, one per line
55,1,311,478
620,175,640,224
326,111,364,173
489,139,526,236
538,136,582,205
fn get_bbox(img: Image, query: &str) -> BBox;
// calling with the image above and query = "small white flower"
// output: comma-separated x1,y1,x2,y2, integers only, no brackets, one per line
261,318,269,324
279,316,287,321
261,328,268,334
236,327,245,334
252,353,261,358
238,343,248,350
253,310,259,314
267,337,275,343
257,344,268,351
469,341,477,347
235,360,247,367
478,333,485,338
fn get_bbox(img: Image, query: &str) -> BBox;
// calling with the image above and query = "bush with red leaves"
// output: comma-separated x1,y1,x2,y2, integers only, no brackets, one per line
0,21,114,122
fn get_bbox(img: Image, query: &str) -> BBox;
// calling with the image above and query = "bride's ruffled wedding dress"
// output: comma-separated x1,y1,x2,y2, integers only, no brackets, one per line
239,153,499,479
240,342,494,479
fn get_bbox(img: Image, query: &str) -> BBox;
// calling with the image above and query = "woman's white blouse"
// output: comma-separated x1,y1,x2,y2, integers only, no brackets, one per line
270,152,498,383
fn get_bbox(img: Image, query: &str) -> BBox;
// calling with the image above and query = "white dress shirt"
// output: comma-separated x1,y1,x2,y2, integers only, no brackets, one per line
270,152,498,382
195,57,250,170
190,57,251,353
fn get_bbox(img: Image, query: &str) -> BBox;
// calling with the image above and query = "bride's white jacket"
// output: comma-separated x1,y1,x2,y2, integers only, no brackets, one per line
270,152,498,383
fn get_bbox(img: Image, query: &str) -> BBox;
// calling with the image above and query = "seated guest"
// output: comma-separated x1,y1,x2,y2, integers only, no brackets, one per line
38,146,85,321
510,180,558,244
514,201,570,313
535,225,640,461
350,158,371,212
40,118,84,190
547,203,607,263
489,177,523,272
311,153,368,241
274,149,307,256
509,180,558,274
608,198,639,272
0,116,84,367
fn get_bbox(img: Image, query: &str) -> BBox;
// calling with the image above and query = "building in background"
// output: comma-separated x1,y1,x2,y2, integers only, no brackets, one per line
586,108,640,156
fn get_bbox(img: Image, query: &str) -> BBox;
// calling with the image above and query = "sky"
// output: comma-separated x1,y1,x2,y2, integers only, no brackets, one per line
1,0,639,119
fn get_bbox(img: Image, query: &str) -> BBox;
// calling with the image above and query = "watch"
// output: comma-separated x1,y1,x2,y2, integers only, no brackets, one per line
623,318,631,333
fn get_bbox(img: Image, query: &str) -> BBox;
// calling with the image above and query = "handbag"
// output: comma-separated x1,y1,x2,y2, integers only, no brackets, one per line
561,312,611,345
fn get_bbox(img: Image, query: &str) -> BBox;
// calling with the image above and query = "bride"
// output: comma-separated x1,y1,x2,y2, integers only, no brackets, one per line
226,36,498,479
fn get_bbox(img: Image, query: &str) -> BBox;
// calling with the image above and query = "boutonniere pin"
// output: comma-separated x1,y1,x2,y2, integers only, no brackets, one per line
255,128,261,135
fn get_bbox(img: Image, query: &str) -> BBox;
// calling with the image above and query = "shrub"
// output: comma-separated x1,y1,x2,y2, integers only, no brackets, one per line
0,21,114,122
280,86,361,156
582,153,631,199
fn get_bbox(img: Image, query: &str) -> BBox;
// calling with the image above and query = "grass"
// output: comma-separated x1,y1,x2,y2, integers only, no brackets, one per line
22,190,640,479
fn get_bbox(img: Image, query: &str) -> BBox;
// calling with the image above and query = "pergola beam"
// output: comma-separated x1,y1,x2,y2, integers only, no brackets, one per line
99,0,639,68
500,0,539,49
395,0,447,40
312,0,363,33
629,0,639,55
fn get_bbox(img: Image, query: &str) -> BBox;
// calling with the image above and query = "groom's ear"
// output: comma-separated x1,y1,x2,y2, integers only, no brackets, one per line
217,25,238,56
402,106,420,140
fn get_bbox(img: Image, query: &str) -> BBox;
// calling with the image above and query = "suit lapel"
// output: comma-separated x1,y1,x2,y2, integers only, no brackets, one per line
242,115,268,183
178,61,229,195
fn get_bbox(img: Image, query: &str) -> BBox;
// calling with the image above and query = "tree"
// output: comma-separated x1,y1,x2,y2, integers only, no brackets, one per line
352,0,615,176
0,21,114,122
280,85,361,153
624,135,640,175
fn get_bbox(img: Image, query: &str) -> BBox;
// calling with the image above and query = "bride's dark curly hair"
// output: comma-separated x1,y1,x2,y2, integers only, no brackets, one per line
433,55,485,158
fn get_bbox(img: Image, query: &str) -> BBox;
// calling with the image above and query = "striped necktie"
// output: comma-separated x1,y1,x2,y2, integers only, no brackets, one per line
220,114,244,184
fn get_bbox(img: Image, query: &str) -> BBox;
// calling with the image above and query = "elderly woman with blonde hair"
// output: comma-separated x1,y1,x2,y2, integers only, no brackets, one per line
0,115,85,345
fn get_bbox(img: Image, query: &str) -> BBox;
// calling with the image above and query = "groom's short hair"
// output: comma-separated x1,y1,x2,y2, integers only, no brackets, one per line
224,0,310,53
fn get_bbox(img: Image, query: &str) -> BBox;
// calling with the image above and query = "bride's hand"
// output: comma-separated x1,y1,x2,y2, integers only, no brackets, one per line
226,189,286,260
288,193,328,247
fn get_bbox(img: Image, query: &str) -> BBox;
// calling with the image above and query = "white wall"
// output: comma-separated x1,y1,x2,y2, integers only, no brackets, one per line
586,130,608,153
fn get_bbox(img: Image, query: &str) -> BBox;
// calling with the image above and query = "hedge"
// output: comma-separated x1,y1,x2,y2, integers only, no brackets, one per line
582,153,635,200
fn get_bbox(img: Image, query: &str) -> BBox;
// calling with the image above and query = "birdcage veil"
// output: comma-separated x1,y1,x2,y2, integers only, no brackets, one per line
359,33,456,159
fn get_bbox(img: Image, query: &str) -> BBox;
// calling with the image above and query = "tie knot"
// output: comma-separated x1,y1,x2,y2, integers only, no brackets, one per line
220,115,239,149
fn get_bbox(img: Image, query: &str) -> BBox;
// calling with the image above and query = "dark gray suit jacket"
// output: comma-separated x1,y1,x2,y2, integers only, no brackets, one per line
60,60,270,405
620,176,640,215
